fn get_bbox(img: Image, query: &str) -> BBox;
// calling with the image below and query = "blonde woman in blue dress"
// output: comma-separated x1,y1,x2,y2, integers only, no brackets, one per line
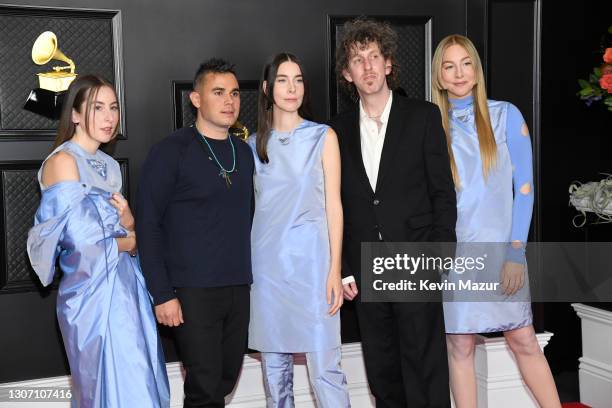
248,53,350,407
432,35,561,408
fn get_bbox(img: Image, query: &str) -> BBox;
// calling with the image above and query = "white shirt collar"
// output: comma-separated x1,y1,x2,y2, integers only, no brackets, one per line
359,91,393,125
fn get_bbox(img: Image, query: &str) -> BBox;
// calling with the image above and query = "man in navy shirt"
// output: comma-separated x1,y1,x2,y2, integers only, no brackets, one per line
137,59,253,408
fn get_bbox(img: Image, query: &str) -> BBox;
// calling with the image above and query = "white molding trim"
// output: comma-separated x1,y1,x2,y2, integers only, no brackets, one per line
572,303,612,408
0,334,558,408
0,343,374,408
473,332,553,408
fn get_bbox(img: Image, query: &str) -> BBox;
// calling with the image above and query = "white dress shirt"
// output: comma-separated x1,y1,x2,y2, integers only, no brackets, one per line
359,91,393,191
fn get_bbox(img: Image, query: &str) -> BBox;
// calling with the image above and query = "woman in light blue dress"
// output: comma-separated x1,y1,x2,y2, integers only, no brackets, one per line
248,53,350,407
27,75,169,407
432,36,560,408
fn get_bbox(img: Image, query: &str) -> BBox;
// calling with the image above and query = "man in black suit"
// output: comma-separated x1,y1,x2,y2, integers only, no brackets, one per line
329,19,457,407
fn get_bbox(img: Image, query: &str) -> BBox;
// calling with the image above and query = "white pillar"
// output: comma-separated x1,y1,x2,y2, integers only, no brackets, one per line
572,303,612,408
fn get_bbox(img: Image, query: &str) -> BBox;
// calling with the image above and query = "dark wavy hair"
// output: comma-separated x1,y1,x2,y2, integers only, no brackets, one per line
53,74,119,149
335,18,400,100
255,52,312,163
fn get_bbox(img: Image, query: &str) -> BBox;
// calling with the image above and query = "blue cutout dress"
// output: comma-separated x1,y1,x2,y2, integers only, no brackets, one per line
27,141,170,407
443,96,534,334
247,120,341,352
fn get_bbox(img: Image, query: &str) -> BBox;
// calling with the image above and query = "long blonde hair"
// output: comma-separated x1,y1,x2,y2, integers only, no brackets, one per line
431,34,496,186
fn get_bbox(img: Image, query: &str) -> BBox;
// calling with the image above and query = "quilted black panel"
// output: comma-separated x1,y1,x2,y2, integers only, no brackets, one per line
330,16,429,116
174,81,259,136
393,24,427,99
0,158,130,293
238,83,259,135
0,8,116,131
2,168,40,289
179,87,196,129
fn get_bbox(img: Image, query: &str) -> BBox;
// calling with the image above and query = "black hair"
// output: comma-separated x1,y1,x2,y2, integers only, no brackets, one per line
193,58,236,90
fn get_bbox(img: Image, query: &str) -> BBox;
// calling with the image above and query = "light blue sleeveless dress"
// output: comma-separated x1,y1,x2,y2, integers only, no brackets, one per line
27,141,170,407
248,120,341,352
443,97,533,334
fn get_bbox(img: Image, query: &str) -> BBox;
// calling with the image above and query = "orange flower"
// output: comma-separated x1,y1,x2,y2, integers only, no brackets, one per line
604,48,612,64
599,73,612,93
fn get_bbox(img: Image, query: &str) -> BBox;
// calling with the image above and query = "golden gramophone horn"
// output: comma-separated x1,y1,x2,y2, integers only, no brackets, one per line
31,31,77,92
32,31,75,73
229,120,250,141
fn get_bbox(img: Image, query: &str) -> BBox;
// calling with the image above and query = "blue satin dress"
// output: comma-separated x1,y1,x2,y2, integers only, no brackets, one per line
443,97,533,334
27,141,170,407
247,120,341,352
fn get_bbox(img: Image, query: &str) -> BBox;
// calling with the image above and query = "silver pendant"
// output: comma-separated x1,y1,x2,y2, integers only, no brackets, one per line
219,170,232,188
279,136,290,145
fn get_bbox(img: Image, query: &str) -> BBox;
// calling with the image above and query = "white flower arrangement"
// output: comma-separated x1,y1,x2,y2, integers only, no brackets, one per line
569,174,612,227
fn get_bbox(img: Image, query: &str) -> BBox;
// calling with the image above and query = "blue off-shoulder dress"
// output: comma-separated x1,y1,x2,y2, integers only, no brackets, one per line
27,141,170,408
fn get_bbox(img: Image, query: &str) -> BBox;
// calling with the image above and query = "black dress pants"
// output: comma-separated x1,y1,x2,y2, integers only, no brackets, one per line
355,300,450,408
174,285,250,408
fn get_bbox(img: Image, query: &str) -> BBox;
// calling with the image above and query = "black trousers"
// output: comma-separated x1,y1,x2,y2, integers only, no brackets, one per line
355,300,451,408
174,285,250,408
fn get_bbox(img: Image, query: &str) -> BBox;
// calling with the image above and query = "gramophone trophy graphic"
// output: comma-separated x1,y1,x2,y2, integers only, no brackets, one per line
229,120,249,141
23,31,77,119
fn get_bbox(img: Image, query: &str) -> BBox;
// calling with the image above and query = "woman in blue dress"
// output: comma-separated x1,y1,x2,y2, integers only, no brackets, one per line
248,53,350,407
27,75,169,407
432,36,560,408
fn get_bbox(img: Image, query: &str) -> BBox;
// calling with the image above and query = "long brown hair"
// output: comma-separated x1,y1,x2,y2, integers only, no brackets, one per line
53,74,119,149
255,53,312,163
431,35,497,186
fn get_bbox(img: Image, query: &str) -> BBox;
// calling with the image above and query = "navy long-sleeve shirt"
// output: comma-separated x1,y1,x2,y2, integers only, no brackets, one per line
136,127,253,305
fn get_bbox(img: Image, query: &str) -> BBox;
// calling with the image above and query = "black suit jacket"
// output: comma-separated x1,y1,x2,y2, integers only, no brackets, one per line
329,95,457,281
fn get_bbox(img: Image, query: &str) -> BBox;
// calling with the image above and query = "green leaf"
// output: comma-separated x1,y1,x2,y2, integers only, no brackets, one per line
594,67,602,77
608,25,612,34
579,88,594,96
589,74,599,83
579,79,591,88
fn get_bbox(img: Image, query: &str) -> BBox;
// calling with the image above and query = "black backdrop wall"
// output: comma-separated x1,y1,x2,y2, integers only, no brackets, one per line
0,0,464,382
539,1,612,375
0,0,608,385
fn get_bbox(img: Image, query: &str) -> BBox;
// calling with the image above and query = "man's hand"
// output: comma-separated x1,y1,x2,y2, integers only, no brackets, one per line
343,281,358,300
155,298,184,327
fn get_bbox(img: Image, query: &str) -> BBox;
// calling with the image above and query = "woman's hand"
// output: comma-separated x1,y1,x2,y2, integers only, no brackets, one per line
109,192,135,231
327,270,344,315
500,261,525,296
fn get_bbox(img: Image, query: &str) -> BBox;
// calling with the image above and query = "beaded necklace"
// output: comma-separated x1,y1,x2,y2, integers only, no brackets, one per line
194,126,236,188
